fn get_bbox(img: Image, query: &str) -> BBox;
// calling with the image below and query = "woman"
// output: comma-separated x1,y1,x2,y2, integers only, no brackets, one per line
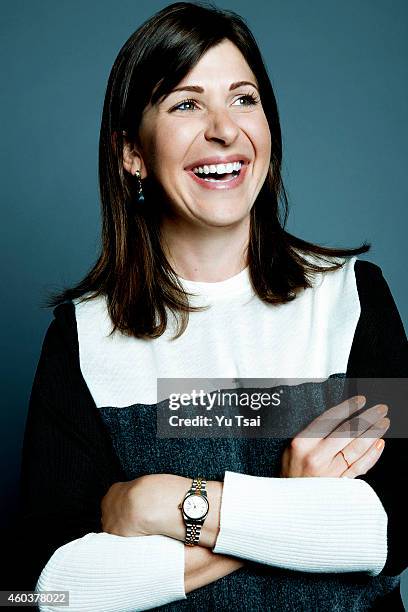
16,1,407,611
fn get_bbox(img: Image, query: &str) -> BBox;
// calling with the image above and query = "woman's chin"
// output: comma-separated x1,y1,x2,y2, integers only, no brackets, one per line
193,209,249,227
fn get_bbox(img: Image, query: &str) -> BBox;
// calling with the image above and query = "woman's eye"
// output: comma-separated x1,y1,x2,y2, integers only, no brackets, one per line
233,93,260,107
173,98,197,112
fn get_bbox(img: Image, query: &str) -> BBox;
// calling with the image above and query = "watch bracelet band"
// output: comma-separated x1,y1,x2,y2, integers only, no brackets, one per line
184,478,207,546
191,477,206,493
185,521,203,546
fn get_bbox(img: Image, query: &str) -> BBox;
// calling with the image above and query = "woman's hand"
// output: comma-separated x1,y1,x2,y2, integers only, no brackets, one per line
101,473,191,537
100,476,151,537
280,395,390,478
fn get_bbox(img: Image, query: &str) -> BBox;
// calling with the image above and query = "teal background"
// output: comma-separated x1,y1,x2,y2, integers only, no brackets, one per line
1,0,407,604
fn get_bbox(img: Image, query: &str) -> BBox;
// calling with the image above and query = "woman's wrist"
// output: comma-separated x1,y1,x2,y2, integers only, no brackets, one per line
147,475,223,548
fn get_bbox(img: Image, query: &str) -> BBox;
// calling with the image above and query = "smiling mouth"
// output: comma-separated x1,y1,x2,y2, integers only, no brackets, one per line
187,160,249,190
188,160,246,181
188,160,246,184
185,161,248,190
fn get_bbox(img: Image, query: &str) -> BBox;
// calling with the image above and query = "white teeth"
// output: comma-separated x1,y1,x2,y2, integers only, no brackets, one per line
201,175,237,183
192,161,243,175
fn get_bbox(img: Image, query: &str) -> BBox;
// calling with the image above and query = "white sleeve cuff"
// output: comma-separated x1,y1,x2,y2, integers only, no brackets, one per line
36,532,186,611
213,471,387,576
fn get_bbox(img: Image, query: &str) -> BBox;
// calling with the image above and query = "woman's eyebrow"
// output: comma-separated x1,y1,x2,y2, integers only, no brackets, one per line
167,80,259,96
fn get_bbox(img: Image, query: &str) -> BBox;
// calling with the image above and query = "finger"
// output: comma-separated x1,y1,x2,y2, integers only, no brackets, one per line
343,417,390,464
340,439,386,478
317,404,388,460
328,417,390,475
296,395,367,449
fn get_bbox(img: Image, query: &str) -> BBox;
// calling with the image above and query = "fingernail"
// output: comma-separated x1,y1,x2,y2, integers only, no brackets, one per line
375,439,385,451
376,404,388,416
378,417,390,428
350,395,366,407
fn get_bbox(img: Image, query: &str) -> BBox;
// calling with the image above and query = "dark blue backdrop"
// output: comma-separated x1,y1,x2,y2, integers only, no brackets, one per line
1,0,407,604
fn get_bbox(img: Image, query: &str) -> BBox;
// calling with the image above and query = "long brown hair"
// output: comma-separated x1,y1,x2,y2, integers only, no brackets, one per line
44,1,370,340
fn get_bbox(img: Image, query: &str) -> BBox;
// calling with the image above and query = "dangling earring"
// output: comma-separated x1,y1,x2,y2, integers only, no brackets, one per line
134,169,144,203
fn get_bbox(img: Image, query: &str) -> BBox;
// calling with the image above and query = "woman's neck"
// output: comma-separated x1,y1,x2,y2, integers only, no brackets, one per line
160,216,250,282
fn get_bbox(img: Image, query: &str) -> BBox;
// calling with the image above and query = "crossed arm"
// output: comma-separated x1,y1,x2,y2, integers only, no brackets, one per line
99,466,389,590
99,465,391,595
100,474,233,594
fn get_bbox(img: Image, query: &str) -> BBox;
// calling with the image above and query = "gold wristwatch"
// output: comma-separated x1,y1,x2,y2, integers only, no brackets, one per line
178,477,209,546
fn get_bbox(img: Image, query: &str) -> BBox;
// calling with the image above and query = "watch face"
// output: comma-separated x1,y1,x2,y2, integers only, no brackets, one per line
182,493,209,520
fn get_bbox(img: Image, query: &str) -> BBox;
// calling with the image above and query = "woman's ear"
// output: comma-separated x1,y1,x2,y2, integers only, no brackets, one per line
122,132,145,177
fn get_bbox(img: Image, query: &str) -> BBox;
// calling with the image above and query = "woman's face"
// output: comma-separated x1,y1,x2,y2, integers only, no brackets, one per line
128,39,271,228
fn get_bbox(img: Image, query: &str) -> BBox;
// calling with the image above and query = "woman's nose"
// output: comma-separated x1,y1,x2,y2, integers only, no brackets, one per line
203,108,240,144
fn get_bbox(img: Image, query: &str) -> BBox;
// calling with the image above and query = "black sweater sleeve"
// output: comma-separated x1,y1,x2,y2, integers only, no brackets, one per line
346,260,408,576
11,301,126,592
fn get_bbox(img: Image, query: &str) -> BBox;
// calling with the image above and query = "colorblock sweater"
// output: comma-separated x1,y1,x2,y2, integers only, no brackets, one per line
13,256,408,611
